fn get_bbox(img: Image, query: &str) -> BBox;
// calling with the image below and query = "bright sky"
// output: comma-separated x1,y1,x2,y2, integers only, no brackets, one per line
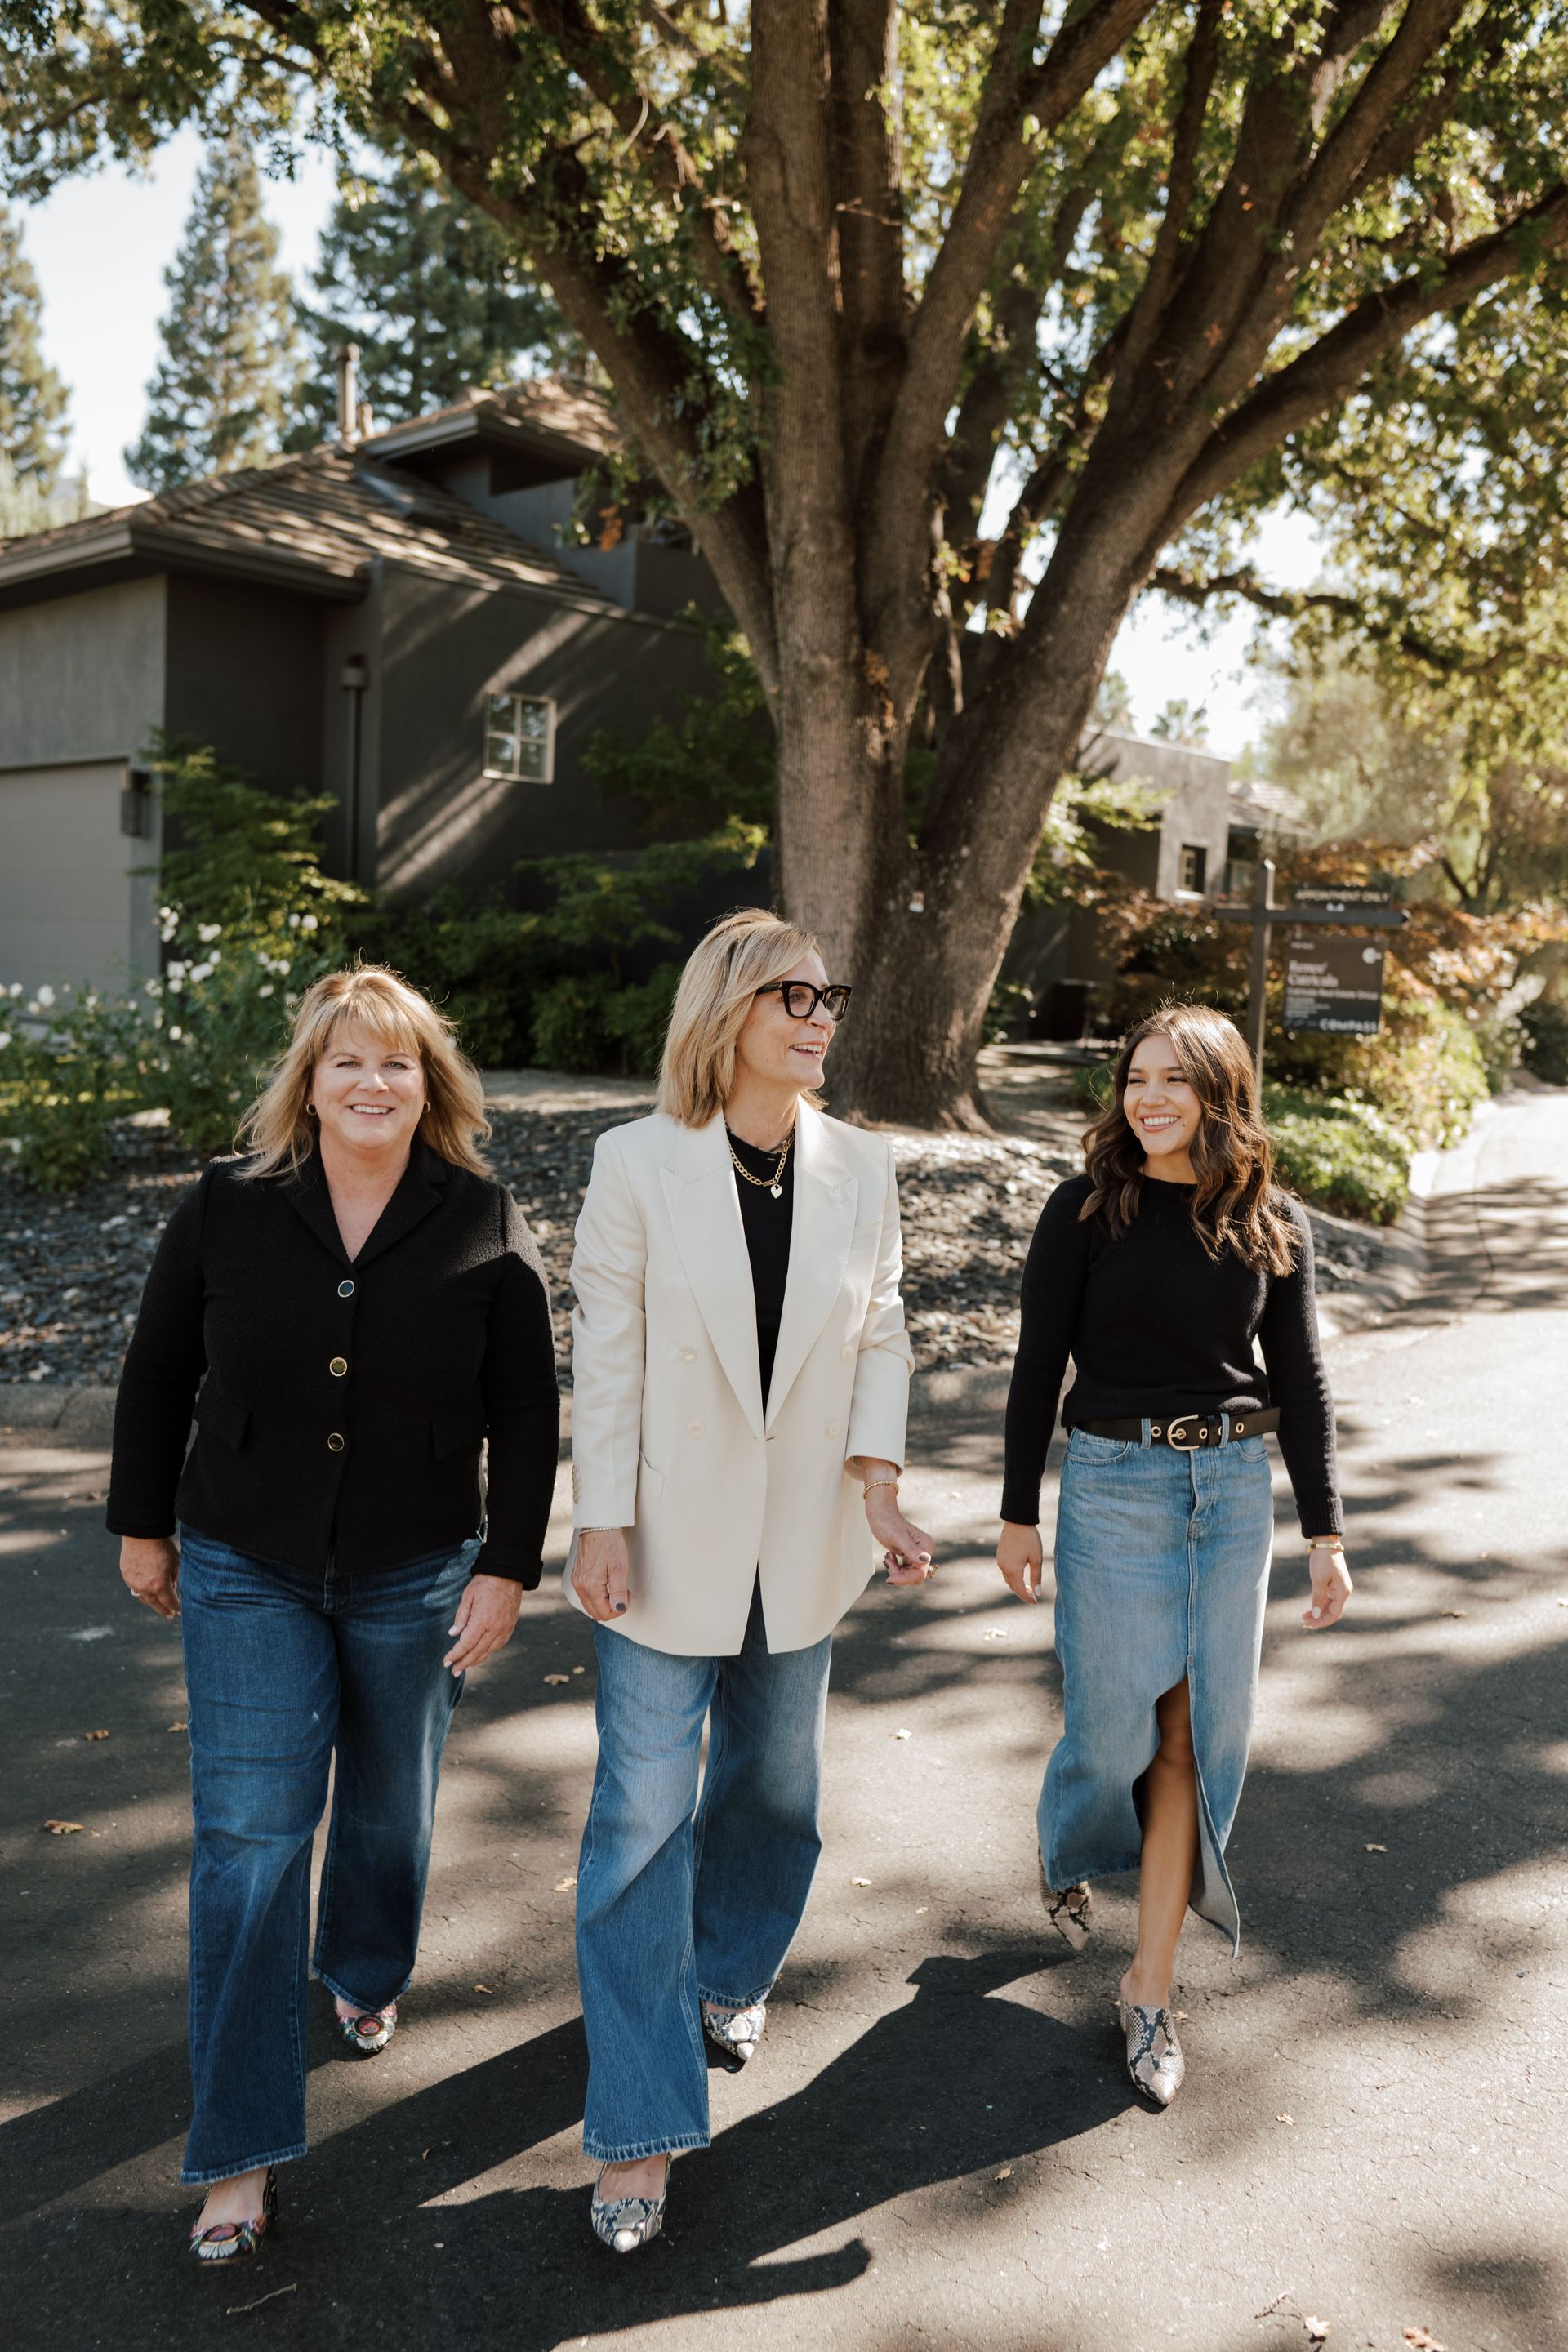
19,134,1322,761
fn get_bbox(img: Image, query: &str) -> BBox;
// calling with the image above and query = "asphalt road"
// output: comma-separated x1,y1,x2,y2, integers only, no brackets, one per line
2,1089,1565,2352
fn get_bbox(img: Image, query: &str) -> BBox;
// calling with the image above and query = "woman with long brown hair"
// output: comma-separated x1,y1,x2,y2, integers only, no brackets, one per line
996,1001,1351,2106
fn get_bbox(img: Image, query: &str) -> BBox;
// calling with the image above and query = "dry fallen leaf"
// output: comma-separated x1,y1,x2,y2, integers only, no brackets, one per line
892,1728,911,1740
167,1721,187,1733
915,1904,929,1914
995,2167,1013,2180
981,1628,1009,1642
1438,1609,1467,1619
852,1875,873,1887
1171,2010,1190,2022
474,1984,492,1995
41,1820,83,1835
1303,2318,1330,2343
1402,2332,1446,2352
1365,1842,1388,1853
83,1729,109,1741
572,1664,585,1675
421,2146,432,2160
1276,2113,1294,2126
543,1673,570,1686
554,1876,577,1892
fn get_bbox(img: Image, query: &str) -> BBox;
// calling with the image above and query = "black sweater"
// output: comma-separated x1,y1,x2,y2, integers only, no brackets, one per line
106,1142,560,1584
1000,1174,1340,1537
727,1127,795,1405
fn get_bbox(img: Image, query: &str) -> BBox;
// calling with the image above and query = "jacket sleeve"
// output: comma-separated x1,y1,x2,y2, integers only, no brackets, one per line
105,1172,211,1540
568,1128,648,1531
999,1179,1093,1526
476,1190,562,1586
844,1140,914,1468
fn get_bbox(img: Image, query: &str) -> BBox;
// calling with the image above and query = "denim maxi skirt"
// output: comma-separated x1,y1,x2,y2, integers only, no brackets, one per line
1040,1425,1276,1953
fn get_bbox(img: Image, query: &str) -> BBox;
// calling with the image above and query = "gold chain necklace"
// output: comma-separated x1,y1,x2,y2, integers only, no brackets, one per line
728,1127,793,1200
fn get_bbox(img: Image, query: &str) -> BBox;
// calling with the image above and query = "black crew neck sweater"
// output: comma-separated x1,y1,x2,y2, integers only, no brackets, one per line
727,1127,795,1405
1000,1173,1341,1536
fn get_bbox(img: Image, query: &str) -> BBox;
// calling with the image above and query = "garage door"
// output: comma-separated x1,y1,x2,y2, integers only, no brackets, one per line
0,762,148,1000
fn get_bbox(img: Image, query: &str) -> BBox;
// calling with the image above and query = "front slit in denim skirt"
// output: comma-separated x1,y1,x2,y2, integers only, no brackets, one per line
1040,1424,1276,1953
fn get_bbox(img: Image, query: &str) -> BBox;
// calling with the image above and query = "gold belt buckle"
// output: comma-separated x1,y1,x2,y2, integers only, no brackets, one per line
1166,1412,1205,1452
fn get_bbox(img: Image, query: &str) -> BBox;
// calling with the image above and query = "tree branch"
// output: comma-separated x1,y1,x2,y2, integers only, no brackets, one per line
1116,0,1223,383
829,0,906,502
1164,180,1568,533
1147,563,1486,677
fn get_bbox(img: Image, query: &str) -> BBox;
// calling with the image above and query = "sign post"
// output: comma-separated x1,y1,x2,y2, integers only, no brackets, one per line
1213,862,1409,1089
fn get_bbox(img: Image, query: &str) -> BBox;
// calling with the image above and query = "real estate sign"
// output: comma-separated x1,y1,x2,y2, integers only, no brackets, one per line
1282,929,1387,1035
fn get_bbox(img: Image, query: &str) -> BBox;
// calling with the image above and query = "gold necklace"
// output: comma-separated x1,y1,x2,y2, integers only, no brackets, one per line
728,1127,792,1200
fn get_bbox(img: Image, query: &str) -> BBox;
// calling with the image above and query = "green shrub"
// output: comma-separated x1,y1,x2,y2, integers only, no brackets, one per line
1265,1088,1412,1225
604,964,680,1077
530,974,617,1072
0,985,156,1192
152,941,328,1155
984,978,1033,1045
349,890,542,1068
1521,1000,1568,1085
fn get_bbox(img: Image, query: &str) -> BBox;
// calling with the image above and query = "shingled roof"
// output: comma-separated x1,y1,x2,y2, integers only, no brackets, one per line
364,373,618,466
0,439,620,608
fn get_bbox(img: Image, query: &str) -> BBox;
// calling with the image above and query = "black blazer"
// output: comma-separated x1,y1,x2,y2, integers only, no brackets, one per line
106,1141,559,1584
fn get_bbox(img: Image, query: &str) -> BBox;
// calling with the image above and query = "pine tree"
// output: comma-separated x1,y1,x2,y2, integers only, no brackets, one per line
0,197,70,492
126,133,300,492
290,154,567,441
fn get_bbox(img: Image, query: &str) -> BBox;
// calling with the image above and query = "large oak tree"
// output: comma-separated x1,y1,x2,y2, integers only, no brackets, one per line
5,0,1568,1121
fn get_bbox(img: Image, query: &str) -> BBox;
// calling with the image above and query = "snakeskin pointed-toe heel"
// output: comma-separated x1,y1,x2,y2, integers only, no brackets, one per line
188,2168,278,2266
702,1998,767,2068
591,2158,670,2255
1116,1998,1186,2108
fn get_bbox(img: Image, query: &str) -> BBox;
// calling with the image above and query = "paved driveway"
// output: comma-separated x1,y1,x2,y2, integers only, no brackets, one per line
2,1092,1565,2352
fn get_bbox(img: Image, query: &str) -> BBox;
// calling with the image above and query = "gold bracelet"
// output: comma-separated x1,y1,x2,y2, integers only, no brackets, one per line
1307,1537,1344,1552
862,1477,899,1499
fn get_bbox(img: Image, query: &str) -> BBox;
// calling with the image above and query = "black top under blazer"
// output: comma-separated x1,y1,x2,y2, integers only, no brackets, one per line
106,1140,560,1584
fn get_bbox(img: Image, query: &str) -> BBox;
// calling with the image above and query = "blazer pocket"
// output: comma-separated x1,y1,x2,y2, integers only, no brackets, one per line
193,1385,250,1451
432,1405,488,1459
637,1451,664,1504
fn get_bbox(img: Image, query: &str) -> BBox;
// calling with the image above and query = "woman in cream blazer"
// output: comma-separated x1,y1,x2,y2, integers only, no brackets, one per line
568,909,933,2255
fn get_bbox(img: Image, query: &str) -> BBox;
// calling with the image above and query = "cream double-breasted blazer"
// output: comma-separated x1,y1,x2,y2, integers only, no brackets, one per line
566,1099,913,1655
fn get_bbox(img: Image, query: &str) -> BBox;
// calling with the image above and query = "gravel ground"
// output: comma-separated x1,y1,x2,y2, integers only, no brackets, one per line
0,1098,1398,1388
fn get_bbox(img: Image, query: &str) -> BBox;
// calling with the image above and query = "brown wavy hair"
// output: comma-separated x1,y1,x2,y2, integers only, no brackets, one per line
1080,1001,1299,1275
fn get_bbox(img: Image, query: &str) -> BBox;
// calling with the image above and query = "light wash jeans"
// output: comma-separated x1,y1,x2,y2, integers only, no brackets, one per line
177,1524,479,2184
1041,1426,1275,1952
576,1584,833,2163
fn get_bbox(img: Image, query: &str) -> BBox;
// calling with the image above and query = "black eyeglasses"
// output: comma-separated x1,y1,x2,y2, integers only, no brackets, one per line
756,982,853,1022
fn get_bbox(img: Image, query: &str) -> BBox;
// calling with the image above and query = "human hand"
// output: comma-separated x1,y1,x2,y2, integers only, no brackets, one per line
996,1521,1045,1605
1301,1544,1352,1630
862,1483,934,1585
120,1535,180,1619
572,1528,631,1621
443,1572,523,1674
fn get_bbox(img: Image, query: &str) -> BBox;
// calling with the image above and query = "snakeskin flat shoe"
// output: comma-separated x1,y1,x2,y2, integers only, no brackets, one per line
188,2168,278,2266
1116,1998,1186,2107
702,1998,767,2068
1039,1854,1094,1949
591,2158,670,2255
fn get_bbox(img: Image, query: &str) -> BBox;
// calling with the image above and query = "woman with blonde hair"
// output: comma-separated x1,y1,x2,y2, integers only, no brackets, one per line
568,906,933,2253
997,1001,1351,2107
109,964,559,2267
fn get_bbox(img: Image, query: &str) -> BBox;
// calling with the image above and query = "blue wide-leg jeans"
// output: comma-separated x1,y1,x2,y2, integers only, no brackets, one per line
177,1524,479,2185
576,1584,833,2163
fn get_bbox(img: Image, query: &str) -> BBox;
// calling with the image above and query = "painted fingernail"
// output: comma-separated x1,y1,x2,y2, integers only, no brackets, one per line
613,1601,626,1614
1310,1607,1322,1619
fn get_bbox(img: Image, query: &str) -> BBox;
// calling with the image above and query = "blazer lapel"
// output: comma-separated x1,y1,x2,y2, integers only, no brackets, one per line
284,1138,448,1269
765,1102,859,1429
659,1116,765,1440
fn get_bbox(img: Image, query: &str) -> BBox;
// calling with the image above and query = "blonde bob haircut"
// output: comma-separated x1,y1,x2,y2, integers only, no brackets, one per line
237,963,492,1180
657,907,823,1129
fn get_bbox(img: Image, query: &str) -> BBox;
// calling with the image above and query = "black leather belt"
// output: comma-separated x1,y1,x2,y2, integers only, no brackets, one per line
1077,1408,1280,1452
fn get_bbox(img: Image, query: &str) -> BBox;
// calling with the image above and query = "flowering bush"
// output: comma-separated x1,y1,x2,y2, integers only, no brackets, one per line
0,982,158,1192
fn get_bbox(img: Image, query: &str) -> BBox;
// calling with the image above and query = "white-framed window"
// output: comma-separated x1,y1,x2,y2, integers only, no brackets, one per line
1178,843,1208,895
483,692,556,783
